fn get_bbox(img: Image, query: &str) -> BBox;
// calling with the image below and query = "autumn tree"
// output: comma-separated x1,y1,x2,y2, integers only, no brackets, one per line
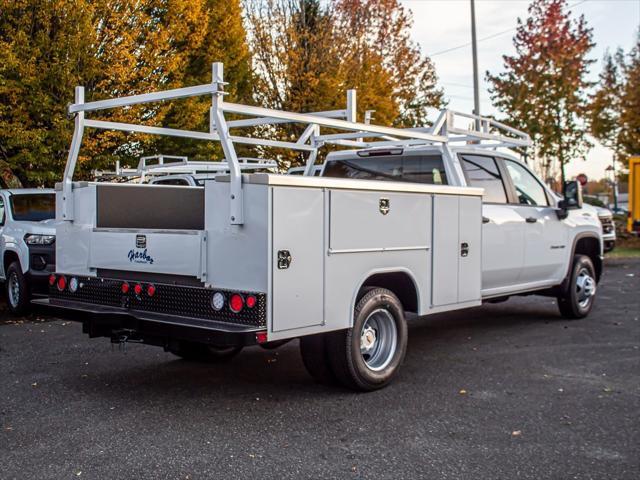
617,34,640,161
0,0,251,186
153,0,253,162
244,0,442,168
333,0,443,127
486,0,594,184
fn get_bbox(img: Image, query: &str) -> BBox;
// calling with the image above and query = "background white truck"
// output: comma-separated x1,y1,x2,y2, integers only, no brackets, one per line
39,64,603,391
0,189,56,314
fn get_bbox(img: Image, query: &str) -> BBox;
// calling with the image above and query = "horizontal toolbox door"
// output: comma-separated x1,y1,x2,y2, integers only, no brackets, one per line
88,230,205,279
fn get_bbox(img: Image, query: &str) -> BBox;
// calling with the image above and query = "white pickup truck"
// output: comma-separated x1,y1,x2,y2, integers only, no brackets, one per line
0,189,57,313
39,64,602,391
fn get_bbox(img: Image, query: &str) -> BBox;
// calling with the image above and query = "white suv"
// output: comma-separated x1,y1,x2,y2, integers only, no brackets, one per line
0,189,56,314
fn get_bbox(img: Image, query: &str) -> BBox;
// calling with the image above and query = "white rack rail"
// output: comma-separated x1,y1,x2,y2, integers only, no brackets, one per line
93,155,277,182
63,62,530,225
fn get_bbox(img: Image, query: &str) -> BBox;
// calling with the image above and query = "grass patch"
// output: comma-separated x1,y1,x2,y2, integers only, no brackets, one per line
606,247,640,258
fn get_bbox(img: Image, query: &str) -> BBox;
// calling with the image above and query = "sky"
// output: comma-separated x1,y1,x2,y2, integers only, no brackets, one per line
400,0,640,180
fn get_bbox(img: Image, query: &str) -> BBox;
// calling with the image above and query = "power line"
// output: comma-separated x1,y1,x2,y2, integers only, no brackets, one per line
428,0,589,57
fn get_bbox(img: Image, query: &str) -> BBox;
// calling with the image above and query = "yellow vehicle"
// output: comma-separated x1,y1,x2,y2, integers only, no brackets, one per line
629,156,640,235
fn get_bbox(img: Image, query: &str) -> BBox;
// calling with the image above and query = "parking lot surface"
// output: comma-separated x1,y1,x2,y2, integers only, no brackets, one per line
1,258,639,480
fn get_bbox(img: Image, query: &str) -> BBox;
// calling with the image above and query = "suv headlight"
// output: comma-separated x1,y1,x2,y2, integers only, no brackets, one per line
24,234,56,245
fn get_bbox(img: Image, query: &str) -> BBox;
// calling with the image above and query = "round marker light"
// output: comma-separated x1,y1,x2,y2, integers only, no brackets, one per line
134,283,143,296
48,274,56,286
69,277,79,293
121,282,130,294
229,294,244,313
147,284,156,297
246,295,257,309
57,276,66,291
211,292,225,311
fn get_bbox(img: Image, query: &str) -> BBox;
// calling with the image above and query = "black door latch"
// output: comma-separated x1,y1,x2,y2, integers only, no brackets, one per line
277,250,292,269
460,242,469,257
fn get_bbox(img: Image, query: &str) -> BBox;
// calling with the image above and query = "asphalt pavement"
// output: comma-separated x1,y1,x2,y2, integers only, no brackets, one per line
1,258,638,480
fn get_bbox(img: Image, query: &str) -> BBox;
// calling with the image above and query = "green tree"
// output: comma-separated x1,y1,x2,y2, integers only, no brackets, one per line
589,51,623,152
486,0,594,184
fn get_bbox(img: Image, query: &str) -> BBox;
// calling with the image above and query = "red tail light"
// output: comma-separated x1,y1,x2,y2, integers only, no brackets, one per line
147,284,156,297
256,331,268,344
57,276,66,291
229,294,244,313
246,295,257,309
134,283,143,296
49,274,56,286
121,282,130,294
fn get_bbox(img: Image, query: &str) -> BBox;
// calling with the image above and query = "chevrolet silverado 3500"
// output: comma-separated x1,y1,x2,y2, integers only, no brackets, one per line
38,64,602,391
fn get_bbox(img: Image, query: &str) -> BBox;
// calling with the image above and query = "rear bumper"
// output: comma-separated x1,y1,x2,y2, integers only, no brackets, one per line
33,297,264,347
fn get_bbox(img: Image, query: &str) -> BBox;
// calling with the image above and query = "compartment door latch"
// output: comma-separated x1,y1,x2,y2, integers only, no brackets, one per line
277,250,292,269
460,242,469,257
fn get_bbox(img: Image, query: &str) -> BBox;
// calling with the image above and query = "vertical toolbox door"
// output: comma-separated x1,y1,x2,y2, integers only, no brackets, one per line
458,196,482,303
272,187,324,332
432,195,460,306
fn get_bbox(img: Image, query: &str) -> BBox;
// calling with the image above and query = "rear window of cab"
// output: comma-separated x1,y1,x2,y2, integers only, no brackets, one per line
322,154,448,185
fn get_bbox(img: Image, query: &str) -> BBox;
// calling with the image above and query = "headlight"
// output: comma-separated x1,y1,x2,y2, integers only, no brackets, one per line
24,234,56,245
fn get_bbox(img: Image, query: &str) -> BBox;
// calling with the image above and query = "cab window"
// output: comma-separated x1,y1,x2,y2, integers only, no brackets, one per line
0,197,4,225
504,159,549,206
323,154,448,185
459,154,508,204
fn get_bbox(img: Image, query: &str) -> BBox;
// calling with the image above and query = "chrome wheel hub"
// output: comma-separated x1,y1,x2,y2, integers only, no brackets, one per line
576,268,596,308
359,309,398,372
8,272,20,308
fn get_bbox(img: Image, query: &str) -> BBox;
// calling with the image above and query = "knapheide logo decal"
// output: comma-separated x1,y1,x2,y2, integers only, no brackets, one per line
128,249,154,265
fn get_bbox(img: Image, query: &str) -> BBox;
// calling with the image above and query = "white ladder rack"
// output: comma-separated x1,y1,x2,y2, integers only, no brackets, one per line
63,62,531,225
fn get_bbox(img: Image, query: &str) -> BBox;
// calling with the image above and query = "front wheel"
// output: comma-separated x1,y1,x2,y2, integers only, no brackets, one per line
557,255,597,319
170,341,243,363
5,261,30,315
327,288,408,391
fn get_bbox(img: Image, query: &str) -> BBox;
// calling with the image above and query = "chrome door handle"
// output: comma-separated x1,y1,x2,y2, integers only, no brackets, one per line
482,216,490,224
525,217,537,223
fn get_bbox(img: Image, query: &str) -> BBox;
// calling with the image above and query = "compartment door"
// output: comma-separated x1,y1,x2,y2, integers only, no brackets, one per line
272,187,324,332
458,196,482,303
432,196,459,306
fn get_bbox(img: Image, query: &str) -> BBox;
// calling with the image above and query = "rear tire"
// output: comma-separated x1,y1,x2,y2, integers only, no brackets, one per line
327,288,408,391
557,255,597,319
299,334,338,385
5,261,30,315
170,341,242,363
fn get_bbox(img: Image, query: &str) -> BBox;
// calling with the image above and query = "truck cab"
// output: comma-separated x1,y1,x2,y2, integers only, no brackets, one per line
321,145,602,304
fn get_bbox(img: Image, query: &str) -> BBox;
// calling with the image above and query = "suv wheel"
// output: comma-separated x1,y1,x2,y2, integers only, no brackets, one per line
557,255,597,319
5,261,30,315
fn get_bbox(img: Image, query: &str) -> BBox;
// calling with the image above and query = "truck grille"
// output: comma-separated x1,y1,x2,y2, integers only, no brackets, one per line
49,276,266,328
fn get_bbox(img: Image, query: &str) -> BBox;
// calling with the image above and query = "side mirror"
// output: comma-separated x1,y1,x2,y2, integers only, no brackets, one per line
556,180,583,220
562,180,583,210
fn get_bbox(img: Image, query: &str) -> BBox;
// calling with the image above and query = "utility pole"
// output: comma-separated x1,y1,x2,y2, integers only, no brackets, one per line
470,0,481,131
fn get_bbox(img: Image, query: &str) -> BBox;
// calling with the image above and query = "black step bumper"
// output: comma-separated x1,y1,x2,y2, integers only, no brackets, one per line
32,298,264,347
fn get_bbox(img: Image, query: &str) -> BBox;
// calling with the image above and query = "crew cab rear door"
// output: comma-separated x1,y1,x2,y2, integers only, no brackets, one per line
459,154,525,293
499,158,568,284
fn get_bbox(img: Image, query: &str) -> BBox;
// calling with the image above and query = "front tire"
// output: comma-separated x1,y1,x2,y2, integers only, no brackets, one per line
5,261,30,315
557,255,597,319
326,288,408,391
170,341,243,363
